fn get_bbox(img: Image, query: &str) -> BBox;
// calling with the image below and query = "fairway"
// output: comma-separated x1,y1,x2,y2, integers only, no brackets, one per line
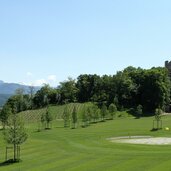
0,114,171,171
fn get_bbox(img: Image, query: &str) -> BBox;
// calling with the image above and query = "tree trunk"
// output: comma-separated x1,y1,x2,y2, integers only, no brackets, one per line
14,144,16,161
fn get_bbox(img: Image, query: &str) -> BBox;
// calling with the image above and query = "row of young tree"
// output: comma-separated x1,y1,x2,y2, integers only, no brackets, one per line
62,103,118,129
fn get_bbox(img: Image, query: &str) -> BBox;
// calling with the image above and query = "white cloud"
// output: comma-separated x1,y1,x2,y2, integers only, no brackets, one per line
33,79,47,86
22,74,57,87
27,72,33,77
48,75,57,82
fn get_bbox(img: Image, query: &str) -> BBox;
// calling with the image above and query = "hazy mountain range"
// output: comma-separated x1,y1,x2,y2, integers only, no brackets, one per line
0,80,40,107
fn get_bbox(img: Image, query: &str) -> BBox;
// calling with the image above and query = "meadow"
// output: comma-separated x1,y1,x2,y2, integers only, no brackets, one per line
0,104,171,171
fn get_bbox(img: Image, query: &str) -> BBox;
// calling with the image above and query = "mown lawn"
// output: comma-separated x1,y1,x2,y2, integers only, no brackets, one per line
0,113,171,171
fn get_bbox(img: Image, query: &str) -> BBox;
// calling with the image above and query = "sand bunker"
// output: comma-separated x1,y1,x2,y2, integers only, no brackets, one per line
108,136,171,145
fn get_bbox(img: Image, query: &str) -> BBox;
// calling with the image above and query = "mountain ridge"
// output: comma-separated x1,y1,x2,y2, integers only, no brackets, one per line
0,80,40,106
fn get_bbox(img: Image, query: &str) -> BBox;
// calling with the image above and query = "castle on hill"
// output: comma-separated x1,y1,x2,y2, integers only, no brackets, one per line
165,61,171,78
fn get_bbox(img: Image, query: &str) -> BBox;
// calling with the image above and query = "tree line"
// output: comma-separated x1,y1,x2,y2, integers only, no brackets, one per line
32,66,170,113
1,66,170,119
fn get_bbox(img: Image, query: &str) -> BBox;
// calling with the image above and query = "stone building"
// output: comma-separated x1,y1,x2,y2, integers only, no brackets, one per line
165,61,171,112
165,61,171,78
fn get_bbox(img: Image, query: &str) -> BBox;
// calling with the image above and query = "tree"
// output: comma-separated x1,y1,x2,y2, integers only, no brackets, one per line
41,112,46,130
81,106,88,127
45,107,53,129
41,107,53,129
3,113,28,162
0,105,12,129
108,103,117,119
136,105,143,118
154,108,163,130
114,71,137,109
59,77,78,104
100,104,108,121
138,68,170,112
87,106,92,124
62,105,70,127
76,74,95,102
5,94,31,113
33,84,51,108
71,106,77,129
91,105,99,123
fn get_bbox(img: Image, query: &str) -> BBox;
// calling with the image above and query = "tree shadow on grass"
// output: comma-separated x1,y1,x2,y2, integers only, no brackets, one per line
150,128,162,132
0,159,21,166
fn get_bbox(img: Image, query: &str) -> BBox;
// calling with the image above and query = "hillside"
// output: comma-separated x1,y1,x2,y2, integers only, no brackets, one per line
0,80,40,106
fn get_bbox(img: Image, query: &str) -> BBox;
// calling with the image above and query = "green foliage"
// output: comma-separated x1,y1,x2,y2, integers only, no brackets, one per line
71,106,77,129
45,107,53,129
41,112,46,123
91,105,99,122
40,107,53,129
62,105,70,127
3,66,170,115
59,77,78,104
81,106,88,127
33,84,58,108
155,108,162,121
154,108,163,130
136,104,143,118
100,104,108,121
76,74,101,102
75,67,170,113
0,105,12,129
108,103,117,119
3,114,28,161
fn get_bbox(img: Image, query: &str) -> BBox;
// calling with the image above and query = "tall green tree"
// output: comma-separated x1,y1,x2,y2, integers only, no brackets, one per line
91,105,99,123
59,77,78,104
108,103,117,119
33,84,51,108
0,105,12,129
140,68,170,112
100,104,108,121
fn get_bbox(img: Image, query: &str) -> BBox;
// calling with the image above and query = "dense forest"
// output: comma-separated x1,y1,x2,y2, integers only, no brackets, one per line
1,66,171,117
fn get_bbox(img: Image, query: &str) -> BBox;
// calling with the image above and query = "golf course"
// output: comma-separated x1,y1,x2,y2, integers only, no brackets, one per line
0,104,171,171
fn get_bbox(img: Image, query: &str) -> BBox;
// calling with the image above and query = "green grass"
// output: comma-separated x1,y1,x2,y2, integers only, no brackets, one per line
0,106,171,170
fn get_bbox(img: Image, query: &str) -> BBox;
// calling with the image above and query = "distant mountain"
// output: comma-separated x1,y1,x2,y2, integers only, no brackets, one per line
0,80,4,84
0,80,40,107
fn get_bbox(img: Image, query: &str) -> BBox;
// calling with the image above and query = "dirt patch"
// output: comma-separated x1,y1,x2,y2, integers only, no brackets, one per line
108,136,171,145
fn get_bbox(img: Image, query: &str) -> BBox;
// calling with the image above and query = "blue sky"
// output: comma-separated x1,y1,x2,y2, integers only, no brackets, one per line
0,0,171,87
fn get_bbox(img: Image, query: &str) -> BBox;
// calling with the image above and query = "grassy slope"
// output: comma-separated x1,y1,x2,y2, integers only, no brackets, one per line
0,105,171,170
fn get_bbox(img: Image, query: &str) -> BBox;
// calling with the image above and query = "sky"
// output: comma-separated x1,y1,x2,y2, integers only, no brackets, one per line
0,0,171,87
